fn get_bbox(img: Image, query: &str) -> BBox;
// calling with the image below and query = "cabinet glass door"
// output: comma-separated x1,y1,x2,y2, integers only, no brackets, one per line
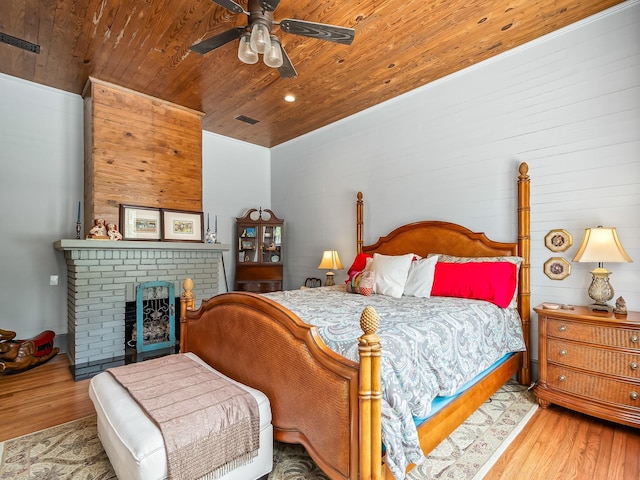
262,225,282,263
239,226,258,263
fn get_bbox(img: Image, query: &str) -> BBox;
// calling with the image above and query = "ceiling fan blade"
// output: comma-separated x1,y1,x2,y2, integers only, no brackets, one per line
210,0,245,14
278,46,297,79
279,19,355,45
190,28,244,55
259,0,280,12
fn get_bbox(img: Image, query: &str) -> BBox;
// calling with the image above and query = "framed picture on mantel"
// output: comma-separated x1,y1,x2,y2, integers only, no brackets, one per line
119,205,162,241
161,209,204,242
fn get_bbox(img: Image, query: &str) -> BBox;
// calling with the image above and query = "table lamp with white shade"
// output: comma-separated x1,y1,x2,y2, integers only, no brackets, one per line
572,226,633,312
318,250,344,286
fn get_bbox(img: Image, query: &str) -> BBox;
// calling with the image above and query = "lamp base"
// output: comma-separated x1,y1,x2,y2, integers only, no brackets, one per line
325,272,335,287
587,303,613,313
586,268,614,314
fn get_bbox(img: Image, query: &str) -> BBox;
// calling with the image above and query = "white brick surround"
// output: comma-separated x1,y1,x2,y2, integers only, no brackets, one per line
54,240,229,366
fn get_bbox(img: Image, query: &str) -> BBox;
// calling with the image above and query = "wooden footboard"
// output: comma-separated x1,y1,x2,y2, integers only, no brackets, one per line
180,285,381,480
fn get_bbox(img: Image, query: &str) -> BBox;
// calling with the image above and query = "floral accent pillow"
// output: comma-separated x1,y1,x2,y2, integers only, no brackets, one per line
346,270,376,296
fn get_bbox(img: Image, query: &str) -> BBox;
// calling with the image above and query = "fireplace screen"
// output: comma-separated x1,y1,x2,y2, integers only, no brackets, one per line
134,281,176,352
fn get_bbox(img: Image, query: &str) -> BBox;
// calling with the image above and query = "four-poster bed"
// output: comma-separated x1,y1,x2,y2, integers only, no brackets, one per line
179,162,531,479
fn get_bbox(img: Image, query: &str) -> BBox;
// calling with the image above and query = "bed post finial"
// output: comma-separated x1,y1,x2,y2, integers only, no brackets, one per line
358,305,382,479
360,305,379,334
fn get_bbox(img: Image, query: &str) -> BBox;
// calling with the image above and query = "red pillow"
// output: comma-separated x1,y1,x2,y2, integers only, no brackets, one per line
431,262,517,308
346,253,373,281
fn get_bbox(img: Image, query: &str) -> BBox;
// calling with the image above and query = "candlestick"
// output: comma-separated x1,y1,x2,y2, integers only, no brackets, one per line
215,215,218,234
77,202,81,223
207,213,210,230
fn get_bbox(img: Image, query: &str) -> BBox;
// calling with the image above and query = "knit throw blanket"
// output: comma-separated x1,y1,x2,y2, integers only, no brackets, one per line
107,354,260,480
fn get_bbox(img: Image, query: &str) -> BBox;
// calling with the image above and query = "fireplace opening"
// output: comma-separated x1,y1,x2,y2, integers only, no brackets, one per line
124,297,181,352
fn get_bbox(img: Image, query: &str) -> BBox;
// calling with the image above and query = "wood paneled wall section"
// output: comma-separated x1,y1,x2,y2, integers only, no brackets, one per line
82,77,203,228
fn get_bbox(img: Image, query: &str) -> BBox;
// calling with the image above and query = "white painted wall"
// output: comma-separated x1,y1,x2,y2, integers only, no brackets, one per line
0,74,270,346
271,2,640,363
0,74,84,341
201,131,271,291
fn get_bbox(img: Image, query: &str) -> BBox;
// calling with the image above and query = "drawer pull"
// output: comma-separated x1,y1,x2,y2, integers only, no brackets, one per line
631,391,639,401
631,335,639,344
558,325,567,332
631,362,639,371
558,375,567,382
559,349,567,356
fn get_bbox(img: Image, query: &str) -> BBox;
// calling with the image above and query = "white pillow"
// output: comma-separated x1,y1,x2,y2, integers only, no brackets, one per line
370,253,415,298
404,255,439,297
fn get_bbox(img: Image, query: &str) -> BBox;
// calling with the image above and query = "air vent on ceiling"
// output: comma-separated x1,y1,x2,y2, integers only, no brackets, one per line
0,32,40,54
236,115,259,125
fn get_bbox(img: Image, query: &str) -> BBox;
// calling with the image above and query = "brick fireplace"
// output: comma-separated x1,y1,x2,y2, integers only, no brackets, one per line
54,239,228,378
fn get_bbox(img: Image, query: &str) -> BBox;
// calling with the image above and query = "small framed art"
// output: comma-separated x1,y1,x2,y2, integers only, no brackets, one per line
119,205,162,241
544,257,571,280
544,229,572,252
161,209,204,242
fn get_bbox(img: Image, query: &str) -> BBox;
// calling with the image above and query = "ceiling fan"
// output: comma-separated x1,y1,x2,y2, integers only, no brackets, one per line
190,0,355,78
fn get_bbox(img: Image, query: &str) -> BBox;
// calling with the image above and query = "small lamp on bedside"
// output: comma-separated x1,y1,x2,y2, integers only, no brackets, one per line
318,250,344,286
572,226,633,312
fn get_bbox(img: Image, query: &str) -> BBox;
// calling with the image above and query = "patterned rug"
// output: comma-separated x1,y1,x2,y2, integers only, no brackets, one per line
0,380,536,479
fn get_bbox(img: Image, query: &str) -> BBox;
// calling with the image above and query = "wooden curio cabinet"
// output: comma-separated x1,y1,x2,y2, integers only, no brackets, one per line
234,208,284,293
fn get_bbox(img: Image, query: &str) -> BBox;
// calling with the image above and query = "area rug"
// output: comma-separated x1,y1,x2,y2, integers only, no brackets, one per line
0,380,536,479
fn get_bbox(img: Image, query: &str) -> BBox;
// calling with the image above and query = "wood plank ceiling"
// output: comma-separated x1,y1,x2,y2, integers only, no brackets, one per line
0,0,624,148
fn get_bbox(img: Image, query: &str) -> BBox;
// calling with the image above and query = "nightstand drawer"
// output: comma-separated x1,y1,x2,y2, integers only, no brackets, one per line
547,365,640,409
547,318,640,350
547,339,640,380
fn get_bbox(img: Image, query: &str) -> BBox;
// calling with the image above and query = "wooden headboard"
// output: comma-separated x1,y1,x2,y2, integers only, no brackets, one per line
361,221,517,258
355,162,531,385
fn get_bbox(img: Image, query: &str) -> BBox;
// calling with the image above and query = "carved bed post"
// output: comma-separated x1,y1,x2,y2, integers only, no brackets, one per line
517,162,531,385
180,277,195,353
357,192,364,255
358,306,383,480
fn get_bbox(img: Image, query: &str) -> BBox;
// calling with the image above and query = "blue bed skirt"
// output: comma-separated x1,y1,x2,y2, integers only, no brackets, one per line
413,352,515,427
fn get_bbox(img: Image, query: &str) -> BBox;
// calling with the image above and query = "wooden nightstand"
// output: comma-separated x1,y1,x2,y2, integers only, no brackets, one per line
534,305,640,428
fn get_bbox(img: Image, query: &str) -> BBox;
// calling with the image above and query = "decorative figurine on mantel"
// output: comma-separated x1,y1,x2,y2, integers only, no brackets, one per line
205,228,217,244
88,218,109,239
614,296,627,316
107,223,123,241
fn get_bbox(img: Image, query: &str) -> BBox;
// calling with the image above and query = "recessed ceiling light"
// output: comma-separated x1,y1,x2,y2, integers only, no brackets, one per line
284,95,296,103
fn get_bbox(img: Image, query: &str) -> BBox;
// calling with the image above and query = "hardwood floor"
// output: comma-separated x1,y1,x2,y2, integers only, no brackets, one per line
1,354,639,479
0,354,94,441
484,406,640,479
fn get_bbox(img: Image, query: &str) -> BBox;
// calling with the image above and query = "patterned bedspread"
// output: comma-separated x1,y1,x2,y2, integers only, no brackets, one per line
263,285,526,479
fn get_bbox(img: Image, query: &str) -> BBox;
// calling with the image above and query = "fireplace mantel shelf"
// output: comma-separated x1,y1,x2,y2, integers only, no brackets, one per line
54,239,230,251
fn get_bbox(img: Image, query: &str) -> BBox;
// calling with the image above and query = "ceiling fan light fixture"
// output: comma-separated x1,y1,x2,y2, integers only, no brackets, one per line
238,33,258,64
250,23,271,54
264,36,283,68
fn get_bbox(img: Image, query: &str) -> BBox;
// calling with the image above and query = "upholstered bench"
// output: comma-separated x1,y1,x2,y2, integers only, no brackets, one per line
89,352,273,480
